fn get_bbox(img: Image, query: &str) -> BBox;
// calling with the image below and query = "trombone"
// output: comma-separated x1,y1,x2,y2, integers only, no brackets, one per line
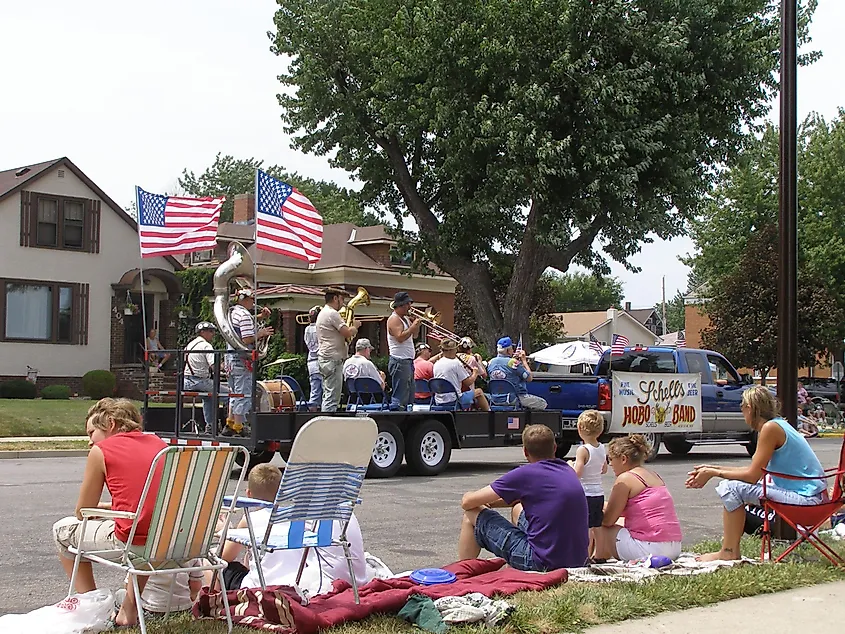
405,306,462,344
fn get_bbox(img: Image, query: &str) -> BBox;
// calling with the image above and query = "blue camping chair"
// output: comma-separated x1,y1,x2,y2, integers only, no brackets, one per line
344,377,357,410
414,379,432,406
281,375,309,411
428,378,468,411
488,379,523,411
352,377,390,411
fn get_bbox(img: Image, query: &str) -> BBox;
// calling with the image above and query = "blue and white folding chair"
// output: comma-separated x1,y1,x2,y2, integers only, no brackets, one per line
414,379,432,405
353,377,390,411
224,416,378,603
488,379,523,410
428,378,467,411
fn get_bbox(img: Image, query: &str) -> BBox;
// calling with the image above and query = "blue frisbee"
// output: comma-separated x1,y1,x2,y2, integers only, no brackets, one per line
410,568,457,585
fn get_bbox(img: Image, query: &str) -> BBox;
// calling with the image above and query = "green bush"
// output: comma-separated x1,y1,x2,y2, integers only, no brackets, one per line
82,370,117,400
41,384,72,400
0,379,37,399
263,353,310,397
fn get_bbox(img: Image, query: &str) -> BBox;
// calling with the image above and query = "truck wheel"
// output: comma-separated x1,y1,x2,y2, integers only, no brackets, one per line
555,442,572,459
368,421,405,478
641,433,661,462
663,437,693,455
746,431,758,457
405,419,453,476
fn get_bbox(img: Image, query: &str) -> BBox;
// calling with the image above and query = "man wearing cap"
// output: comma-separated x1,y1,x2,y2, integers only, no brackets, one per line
343,339,385,389
228,289,274,432
184,322,230,434
487,337,548,410
303,305,322,412
387,291,422,410
433,339,490,411
317,289,361,412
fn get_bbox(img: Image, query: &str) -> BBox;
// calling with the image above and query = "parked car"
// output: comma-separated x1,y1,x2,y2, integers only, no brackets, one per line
528,346,758,461
802,377,841,404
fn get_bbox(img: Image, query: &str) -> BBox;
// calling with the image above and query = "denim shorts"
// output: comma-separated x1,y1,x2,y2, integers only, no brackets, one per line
474,508,543,571
716,479,827,513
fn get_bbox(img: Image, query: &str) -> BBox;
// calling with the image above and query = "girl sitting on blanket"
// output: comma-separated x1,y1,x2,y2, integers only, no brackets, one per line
686,385,826,561
593,434,683,562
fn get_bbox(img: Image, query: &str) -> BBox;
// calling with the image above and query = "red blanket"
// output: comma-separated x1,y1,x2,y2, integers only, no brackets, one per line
194,558,568,633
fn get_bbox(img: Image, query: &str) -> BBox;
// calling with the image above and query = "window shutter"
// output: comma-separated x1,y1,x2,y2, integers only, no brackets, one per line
20,191,32,246
85,199,101,253
73,283,90,345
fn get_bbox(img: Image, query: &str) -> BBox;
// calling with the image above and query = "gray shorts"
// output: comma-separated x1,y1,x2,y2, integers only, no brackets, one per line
53,516,125,560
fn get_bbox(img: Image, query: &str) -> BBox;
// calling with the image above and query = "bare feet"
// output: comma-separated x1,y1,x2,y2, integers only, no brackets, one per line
696,549,741,562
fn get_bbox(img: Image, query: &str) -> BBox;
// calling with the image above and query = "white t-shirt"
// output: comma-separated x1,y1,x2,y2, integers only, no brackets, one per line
432,357,470,404
184,336,215,378
241,511,367,595
343,355,383,387
316,306,347,360
387,313,415,359
140,562,203,613
579,442,607,497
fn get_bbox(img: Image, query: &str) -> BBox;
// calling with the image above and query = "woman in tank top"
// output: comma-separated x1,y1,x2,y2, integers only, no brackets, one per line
686,385,826,561
593,434,683,562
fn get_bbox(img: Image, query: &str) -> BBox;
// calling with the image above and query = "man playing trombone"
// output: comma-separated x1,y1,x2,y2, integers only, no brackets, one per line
387,291,422,410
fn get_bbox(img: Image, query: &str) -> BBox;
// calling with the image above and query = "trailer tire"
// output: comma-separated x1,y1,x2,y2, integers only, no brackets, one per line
641,433,661,462
368,421,405,478
555,442,572,459
746,431,758,457
405,419,452,476
663,437,693,455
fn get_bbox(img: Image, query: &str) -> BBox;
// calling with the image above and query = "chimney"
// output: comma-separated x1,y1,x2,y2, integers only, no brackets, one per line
624,301,631,312
233,193,255,223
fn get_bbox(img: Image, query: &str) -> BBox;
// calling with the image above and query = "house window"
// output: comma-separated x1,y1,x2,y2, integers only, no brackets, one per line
63,200,85,248
30,194,88,250
37,198,59,246
190,249,213,264
1,279,87,344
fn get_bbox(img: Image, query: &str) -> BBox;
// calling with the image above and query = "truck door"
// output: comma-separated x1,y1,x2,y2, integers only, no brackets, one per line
706,353,745,434
682,351,717,433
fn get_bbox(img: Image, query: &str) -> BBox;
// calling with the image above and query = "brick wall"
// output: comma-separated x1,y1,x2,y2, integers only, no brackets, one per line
684,302,709,350
357,244,391,267
234,194,255,223
110,295,126,365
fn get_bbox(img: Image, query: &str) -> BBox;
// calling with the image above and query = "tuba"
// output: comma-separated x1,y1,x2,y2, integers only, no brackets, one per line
339,287,370,343
213,241,270,359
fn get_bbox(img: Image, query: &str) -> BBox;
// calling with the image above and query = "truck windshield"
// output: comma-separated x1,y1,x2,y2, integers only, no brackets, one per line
596,351,676,376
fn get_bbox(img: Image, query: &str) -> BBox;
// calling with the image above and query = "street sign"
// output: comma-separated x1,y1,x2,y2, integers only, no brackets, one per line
832,361,844,382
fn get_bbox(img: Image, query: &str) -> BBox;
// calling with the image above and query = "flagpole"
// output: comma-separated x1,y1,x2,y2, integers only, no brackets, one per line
135,187,149,362
661,276,667,336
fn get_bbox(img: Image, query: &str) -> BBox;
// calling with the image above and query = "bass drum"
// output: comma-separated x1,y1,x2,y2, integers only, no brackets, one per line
256,380,296,412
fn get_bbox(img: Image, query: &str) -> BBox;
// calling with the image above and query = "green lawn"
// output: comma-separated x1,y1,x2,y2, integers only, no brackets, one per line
118,538,845,634
0,399,166,437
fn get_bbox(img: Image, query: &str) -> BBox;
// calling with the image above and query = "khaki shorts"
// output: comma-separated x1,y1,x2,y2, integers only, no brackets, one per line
53,516,125,560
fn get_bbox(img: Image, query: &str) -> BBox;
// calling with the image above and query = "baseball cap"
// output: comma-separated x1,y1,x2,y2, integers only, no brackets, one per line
355,338,375,351
195,321,217,333
393,291,413,307
459,336,475,350
235,288,255,299
416,343,431,354
497,336,513,349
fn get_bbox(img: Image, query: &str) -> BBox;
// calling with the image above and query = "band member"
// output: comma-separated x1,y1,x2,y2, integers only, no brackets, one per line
303,305,322,412
487,336,548,410
183,322,230,433
433,340,490,411
343,339,386,388
227,289,274,433
457,337,487,392
387,291,422,410
317,289,360,412
414,343,434,403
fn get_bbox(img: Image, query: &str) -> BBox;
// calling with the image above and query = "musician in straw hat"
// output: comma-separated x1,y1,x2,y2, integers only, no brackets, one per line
387,291,422,410
433,339,490,411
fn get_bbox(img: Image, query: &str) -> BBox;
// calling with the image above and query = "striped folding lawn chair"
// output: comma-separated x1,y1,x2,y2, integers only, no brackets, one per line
224,416,378,603
68,444,248,634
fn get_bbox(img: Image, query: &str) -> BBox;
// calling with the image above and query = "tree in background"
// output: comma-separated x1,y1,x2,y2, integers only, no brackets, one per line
655,291,686,334
548,272,624,313
701,225,845,382
272,0,814,351
179,153,380,226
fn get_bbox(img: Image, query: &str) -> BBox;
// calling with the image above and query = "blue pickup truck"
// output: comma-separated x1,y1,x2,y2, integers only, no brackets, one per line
528,346,759,461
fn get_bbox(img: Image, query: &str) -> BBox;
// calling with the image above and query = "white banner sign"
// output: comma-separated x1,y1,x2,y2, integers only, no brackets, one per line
609,372,702,433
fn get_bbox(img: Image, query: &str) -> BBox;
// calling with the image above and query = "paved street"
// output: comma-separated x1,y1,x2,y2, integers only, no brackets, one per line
0,439,840,615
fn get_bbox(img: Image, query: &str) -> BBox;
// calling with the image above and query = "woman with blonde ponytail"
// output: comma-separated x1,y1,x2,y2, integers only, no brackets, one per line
593,434,683,561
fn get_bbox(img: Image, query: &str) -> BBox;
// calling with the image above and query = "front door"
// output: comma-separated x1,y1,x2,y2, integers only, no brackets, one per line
123,294,155,364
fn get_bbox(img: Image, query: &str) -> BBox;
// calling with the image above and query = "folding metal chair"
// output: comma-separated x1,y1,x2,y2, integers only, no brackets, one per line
428,378,467,411
352,377,390,411
281,374,309,410
487,379,523,411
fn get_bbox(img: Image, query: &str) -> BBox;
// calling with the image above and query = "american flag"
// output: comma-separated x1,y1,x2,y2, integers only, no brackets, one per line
515,335,524,355
677,331,687,348
611,333,630,356
136,187,223,258
589,332,605,356
255,170,323,263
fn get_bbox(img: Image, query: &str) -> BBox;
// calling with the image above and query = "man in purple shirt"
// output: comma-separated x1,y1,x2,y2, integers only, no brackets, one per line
458,424,589,570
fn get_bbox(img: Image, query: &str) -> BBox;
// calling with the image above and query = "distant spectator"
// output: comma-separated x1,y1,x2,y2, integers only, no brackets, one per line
797,381,809,415
147,328,171,372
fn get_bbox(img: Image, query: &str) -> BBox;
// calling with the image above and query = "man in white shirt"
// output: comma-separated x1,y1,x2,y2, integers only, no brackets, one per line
344,338,385,388
386,291,422,410
303,306,322,411
433,339,490,411
183,322,230,433
316,289,360,412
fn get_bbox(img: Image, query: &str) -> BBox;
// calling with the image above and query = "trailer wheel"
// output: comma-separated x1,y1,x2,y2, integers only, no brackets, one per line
663,437,693,455
405,419,452,476
368,421,405,478
555,442,572,459
746,431,758,457
641,433,661,462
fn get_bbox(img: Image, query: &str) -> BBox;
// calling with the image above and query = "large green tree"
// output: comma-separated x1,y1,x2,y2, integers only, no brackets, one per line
701,225,845,381
548,272,624,313
179,153,379,225
272,0,816,350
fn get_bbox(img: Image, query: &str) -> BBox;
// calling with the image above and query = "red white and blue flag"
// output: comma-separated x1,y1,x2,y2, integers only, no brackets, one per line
255,170,323,263
677,331,687,348
589,332,605,356
136,187,223,258
611,333,630,356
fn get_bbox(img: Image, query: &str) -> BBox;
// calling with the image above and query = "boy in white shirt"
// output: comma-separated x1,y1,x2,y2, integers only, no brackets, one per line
571,410,607,555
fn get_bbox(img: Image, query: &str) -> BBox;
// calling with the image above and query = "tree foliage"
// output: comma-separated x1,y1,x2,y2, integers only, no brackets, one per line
700,225,845,380
179,153,379,226
549,272,624,313
655,291,686,334
272,0,816,351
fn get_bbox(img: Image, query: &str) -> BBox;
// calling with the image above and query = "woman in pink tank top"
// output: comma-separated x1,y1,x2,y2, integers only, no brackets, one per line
52,398,166,627
593,434,683,562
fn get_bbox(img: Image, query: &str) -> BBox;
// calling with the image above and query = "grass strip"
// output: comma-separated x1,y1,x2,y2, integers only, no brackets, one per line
0,440,90,452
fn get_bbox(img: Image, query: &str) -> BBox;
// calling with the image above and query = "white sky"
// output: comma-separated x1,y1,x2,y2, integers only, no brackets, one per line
1,0,842,307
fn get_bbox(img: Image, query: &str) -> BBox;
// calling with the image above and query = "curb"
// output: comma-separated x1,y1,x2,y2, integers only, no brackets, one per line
0,450,89,460
818,432,845,438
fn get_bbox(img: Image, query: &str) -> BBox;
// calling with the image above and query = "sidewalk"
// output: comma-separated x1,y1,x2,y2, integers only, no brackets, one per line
0,436,87,443
586,581,845,633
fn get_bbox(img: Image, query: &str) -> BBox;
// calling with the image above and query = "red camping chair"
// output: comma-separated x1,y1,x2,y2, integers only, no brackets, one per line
760,435,845,565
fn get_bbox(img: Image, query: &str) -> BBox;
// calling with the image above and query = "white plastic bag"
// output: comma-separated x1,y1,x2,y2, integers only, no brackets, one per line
0,589,114,634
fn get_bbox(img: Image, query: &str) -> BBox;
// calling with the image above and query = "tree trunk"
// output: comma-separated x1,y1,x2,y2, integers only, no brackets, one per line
447,260,504,353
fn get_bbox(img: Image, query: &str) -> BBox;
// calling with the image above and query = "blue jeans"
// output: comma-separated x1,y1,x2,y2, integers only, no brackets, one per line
183,376,229,430
474,509,542,572
308,372,323,409
716,479,827,513
227,355,253,416
388,357,414,410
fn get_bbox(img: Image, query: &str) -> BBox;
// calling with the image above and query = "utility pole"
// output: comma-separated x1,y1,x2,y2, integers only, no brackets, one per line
777,0,798,428
662,276,667,337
